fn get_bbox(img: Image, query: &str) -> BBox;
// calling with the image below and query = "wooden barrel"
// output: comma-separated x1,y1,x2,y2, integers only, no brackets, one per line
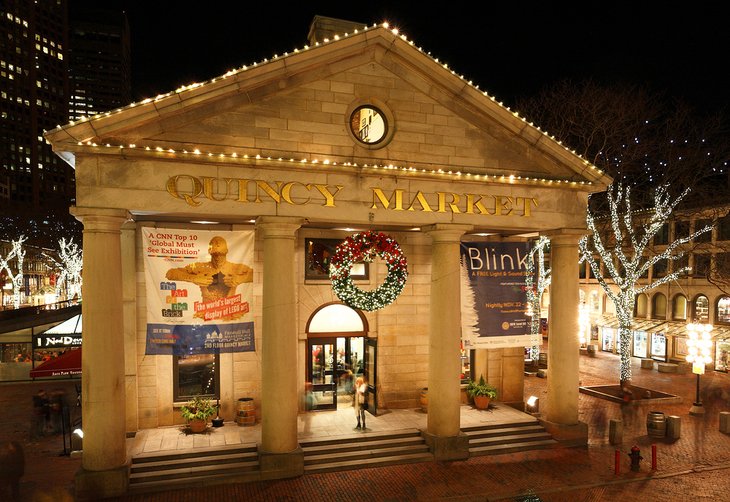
646,411,666,438
419,388,428,412
236,398,256,426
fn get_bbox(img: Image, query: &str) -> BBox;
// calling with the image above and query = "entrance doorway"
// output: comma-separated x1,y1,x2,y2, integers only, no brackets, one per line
307,336,364,410
305,303,375,412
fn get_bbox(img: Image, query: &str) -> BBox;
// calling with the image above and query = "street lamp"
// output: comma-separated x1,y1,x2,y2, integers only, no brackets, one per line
686,322,713,415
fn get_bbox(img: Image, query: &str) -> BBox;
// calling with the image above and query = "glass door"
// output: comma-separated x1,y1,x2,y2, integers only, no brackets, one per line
308,339,336,410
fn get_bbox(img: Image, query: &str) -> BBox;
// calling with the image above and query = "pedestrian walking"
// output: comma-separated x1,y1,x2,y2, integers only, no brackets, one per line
31,389,49,439
354,376,368,430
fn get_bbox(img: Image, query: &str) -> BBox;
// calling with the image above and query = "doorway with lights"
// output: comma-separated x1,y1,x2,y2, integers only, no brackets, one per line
305,303,376,413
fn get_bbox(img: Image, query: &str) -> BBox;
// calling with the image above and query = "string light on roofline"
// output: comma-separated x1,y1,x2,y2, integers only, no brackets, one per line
68,141,591,187
50,21,604,177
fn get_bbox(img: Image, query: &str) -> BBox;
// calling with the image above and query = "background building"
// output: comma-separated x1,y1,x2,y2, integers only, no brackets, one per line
68,8,131,121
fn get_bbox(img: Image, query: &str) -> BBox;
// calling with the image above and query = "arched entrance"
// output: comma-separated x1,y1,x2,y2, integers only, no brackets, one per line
305,302,374,412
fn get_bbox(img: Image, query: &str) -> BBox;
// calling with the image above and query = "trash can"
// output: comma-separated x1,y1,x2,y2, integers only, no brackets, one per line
236,398,256,426
646,411,666,438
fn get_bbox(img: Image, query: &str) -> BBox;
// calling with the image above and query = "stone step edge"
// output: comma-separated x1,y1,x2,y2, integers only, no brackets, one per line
302,436,425,455
133,443,258,463
131,452,258,473
469,439,560,455
303,452,434,473
305,444,429,465
129,460,259,483
299,428,422,447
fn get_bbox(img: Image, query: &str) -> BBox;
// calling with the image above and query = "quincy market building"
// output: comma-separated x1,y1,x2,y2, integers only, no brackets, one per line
46,18,612,498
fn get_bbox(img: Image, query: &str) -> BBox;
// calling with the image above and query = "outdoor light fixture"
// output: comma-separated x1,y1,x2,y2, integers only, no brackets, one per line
686,322,713,415
526,395,539,414
71,428,83,452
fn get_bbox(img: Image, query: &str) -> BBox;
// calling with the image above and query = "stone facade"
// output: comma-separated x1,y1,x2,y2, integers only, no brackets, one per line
46,21,612,498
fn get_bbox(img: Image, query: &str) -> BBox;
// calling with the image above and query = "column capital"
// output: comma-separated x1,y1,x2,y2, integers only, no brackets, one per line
255,216,305,239
542,228,587,245
422,223,473,243
70,206,130,232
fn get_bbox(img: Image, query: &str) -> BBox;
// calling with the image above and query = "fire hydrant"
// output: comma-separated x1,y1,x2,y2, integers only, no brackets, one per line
628,445,643,472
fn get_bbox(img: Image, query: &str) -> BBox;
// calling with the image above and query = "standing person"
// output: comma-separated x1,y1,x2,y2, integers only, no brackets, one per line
354,376,368,430
31,389,49,439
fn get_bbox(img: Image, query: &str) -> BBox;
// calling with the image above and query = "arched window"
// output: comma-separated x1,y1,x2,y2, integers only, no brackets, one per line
694,295,709,322
635,294,649,317
652,293,667,319
590,291,600,314
672,294,687,320
717,296,730,324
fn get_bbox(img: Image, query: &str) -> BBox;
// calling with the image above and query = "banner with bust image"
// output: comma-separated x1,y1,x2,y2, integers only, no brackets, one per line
460,241,537,349
143,228,255,355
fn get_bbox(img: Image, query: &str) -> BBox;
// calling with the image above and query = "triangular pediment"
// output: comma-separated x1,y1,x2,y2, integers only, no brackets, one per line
46,23,612,190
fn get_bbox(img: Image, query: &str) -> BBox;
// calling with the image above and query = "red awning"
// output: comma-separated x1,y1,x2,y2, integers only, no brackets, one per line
29,348,81,378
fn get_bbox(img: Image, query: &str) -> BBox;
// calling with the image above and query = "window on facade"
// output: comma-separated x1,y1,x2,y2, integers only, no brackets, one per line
635,294,648,317
652,260,667,279
579,262,587,279
694,295,709,322
654,223,669,245
652,293,667,319
672,295,687,320
718,214,730,241
693,254,711,277
718,297,730,324
695,219,712,242
673,255,689,274
173,353,220,402
716,253,730,280
674,220,690,241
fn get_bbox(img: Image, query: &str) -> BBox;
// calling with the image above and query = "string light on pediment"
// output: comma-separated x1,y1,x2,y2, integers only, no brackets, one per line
49,21,603,176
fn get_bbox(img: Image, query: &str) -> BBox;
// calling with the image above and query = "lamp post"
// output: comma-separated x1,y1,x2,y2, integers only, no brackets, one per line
686,322,713,415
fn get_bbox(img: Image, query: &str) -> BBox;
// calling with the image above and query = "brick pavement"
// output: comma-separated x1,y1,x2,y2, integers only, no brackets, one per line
2,349,730,501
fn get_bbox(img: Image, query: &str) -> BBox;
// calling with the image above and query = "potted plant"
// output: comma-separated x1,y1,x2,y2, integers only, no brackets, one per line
180,395,217,433
466,375,497,410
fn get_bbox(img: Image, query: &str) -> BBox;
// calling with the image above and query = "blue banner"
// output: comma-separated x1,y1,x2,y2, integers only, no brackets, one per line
460,241,534,348
145,322,255,355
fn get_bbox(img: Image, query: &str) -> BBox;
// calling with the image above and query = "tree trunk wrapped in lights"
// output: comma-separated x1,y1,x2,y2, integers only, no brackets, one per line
579,183,712,385
0,237,26,308
525,236,551,362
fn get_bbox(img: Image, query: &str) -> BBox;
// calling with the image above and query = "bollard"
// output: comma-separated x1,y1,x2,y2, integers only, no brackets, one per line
666,415,681,439
720,412,730,434
614,449,621,475
609,418,623,445
651,444,657,470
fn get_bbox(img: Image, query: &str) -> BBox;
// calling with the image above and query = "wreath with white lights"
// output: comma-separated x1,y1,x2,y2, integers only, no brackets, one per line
329,231,408,311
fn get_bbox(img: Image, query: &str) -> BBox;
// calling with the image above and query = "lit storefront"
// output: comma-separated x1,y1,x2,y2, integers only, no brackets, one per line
45,21,612,498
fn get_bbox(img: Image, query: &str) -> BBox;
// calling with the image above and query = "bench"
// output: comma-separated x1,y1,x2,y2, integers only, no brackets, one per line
640,359,654,370
657,362,678,373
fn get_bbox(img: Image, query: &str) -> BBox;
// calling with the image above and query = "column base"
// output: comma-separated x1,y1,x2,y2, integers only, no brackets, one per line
75,464,129,500
539,419,588,447
258,447,304,480
422,431,470,461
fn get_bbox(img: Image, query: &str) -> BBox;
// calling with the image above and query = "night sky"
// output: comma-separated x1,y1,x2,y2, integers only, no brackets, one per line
70,2,730,117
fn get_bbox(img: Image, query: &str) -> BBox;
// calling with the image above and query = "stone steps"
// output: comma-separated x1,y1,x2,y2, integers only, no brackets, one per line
301,428,433,473
128,443,259,493
463,420,559,456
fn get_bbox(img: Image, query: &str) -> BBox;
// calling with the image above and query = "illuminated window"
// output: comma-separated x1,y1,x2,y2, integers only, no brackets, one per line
349,105,387,145
173,353,220,401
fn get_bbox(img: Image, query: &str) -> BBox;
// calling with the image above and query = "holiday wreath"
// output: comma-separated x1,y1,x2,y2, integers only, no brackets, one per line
329,231,408,311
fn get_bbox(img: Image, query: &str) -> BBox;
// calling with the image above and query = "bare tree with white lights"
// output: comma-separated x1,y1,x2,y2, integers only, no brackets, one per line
0,237,27,309
44,238,83,301
579,184,712,385
525,236,551,363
